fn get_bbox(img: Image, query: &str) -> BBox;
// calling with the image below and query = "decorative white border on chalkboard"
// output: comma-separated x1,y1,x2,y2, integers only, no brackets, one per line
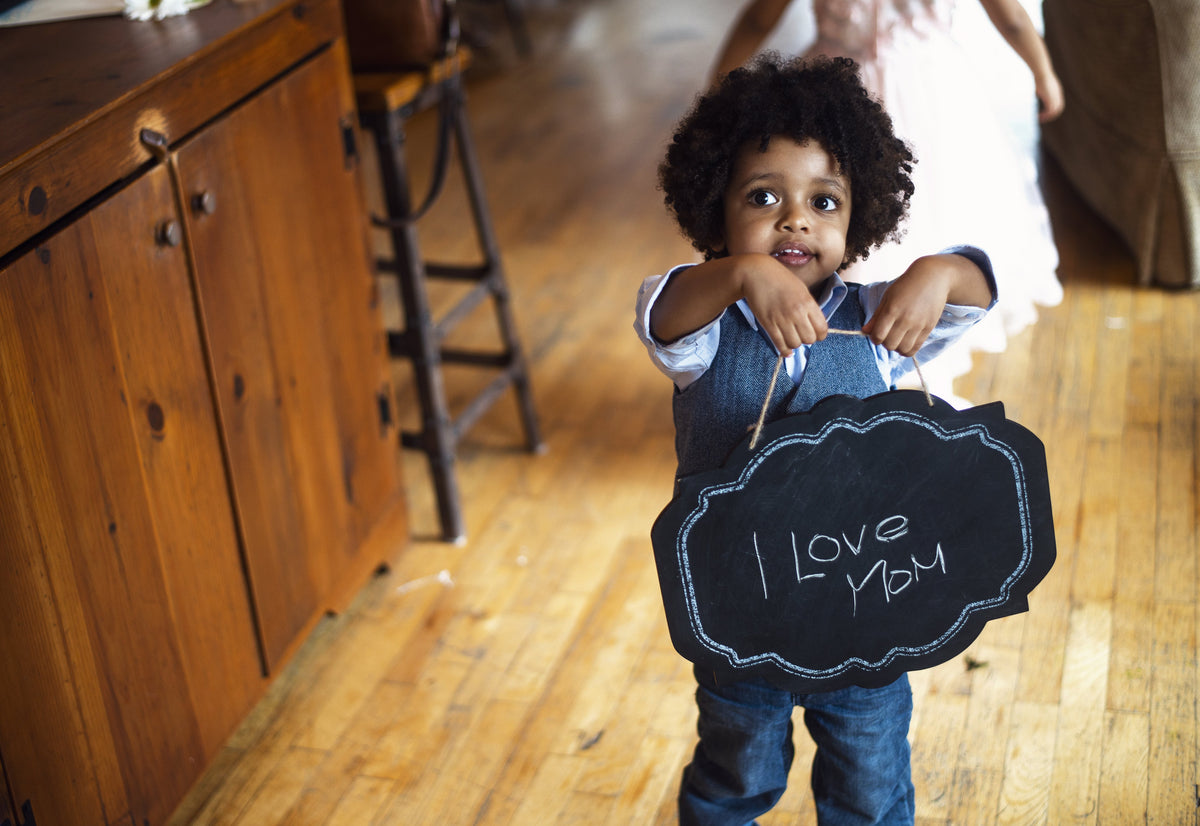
673,409,1033,680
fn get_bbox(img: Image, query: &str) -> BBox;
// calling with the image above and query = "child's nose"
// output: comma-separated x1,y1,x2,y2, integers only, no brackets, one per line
778,205,808,233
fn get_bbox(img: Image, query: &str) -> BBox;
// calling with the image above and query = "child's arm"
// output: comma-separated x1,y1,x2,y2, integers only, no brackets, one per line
977,0,1064,122
861,253,994,356
650,252,828,356
709,0,794,83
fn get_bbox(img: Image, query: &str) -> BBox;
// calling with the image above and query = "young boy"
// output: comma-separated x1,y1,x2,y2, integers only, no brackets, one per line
634,55,996,824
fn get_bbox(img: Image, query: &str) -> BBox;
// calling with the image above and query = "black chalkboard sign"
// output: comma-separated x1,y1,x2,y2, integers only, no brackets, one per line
651,390,1055,692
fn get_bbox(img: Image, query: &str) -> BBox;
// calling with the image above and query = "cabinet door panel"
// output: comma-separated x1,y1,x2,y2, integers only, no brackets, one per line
0,165,262,825
0,233,128,826
181,45,401,669
91,169,268,753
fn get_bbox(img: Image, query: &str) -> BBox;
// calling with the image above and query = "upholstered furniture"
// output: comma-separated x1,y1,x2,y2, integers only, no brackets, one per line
1042,0,1200,288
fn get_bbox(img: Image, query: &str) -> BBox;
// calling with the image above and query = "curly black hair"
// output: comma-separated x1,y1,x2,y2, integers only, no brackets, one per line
659,53,914,268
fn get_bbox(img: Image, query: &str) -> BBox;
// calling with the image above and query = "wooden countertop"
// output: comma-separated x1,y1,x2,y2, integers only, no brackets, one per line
0,0,344,259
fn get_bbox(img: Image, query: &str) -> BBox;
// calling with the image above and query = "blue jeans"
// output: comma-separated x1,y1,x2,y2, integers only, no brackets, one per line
678,666,915,826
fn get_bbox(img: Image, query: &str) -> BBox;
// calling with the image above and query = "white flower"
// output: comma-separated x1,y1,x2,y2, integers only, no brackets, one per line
124,0,209,21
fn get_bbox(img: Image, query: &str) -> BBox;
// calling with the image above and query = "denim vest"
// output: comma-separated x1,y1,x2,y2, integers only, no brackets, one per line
672,284,888,478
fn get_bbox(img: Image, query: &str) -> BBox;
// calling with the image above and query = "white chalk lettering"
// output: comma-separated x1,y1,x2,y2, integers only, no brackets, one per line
808,534,841,563
848,559,888,617
845,544,949,616
888,567,913,595
750,519,945,615
842,524,866,556
875,515,909,542
912,543,946,580
753,532,769,600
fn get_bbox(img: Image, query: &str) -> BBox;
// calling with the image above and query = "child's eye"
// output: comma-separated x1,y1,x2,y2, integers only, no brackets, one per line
749,189,779,207
813,194,840,212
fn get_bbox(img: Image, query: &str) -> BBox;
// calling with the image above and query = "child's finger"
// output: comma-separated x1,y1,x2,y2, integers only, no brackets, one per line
764,323,797,357
862,311,894,347
893,325,934,357
768,313,824,355
794,304,827,343
865,314,932,356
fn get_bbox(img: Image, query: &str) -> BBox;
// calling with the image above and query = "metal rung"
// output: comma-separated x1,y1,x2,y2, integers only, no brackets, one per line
426,262,492,280
376,259,494,282
441,349,512,368
450,366,524,441
434,280,494,338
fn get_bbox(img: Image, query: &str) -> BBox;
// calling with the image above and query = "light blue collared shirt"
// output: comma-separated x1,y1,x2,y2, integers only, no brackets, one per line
633,246,997,391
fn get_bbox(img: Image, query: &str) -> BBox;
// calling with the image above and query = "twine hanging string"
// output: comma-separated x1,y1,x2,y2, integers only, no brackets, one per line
747,330,933,451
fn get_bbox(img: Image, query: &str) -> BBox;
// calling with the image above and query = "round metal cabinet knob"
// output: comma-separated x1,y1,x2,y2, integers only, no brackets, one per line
192,191,217,215
156,220,181,247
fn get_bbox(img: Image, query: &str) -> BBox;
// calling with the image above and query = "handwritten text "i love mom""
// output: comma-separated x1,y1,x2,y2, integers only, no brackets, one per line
749,515,947,616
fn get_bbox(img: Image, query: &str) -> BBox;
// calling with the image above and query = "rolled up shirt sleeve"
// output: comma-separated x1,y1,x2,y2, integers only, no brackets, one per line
633,264,721,390
858,245,998,384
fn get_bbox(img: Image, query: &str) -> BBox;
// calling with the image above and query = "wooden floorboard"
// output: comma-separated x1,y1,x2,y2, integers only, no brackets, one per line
168,0,1200,822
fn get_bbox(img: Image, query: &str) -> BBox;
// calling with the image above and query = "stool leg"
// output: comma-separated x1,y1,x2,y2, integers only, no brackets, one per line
451,96,544,455
371,107,467,543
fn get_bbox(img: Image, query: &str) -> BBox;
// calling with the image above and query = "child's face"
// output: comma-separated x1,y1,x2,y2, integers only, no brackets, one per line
719,137,851,292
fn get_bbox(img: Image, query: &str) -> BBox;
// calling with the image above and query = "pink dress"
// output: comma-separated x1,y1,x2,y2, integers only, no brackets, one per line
773,0,1063,400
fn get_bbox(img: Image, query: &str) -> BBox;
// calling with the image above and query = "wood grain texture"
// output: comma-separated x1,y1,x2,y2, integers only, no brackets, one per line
167,0,1199,822
0,167,235,825
0,8,407,821
182,43,401,671
95,164,268,761
0,0,344,259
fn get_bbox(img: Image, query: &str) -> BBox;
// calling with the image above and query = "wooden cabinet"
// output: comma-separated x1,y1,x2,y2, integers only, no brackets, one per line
178,42,402,674
0,1,408,823
0,161,263,826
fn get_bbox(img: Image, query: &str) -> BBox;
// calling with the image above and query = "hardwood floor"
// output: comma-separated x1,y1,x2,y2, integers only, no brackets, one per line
169,0,1199,822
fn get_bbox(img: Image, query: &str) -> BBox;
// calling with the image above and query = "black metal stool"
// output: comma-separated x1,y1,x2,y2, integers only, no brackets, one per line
355,56,543,543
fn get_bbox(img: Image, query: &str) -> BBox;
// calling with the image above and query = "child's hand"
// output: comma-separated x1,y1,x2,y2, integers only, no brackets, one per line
649,252,827,351
739,254,828,357
861,262,949,356
862,253,991,356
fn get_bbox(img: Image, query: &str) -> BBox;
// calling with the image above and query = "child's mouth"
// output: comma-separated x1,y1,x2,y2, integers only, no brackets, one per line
772,243,814,267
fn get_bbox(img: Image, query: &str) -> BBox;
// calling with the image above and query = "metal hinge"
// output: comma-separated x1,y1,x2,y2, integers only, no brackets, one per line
377,388,393,431
341,116,359,170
